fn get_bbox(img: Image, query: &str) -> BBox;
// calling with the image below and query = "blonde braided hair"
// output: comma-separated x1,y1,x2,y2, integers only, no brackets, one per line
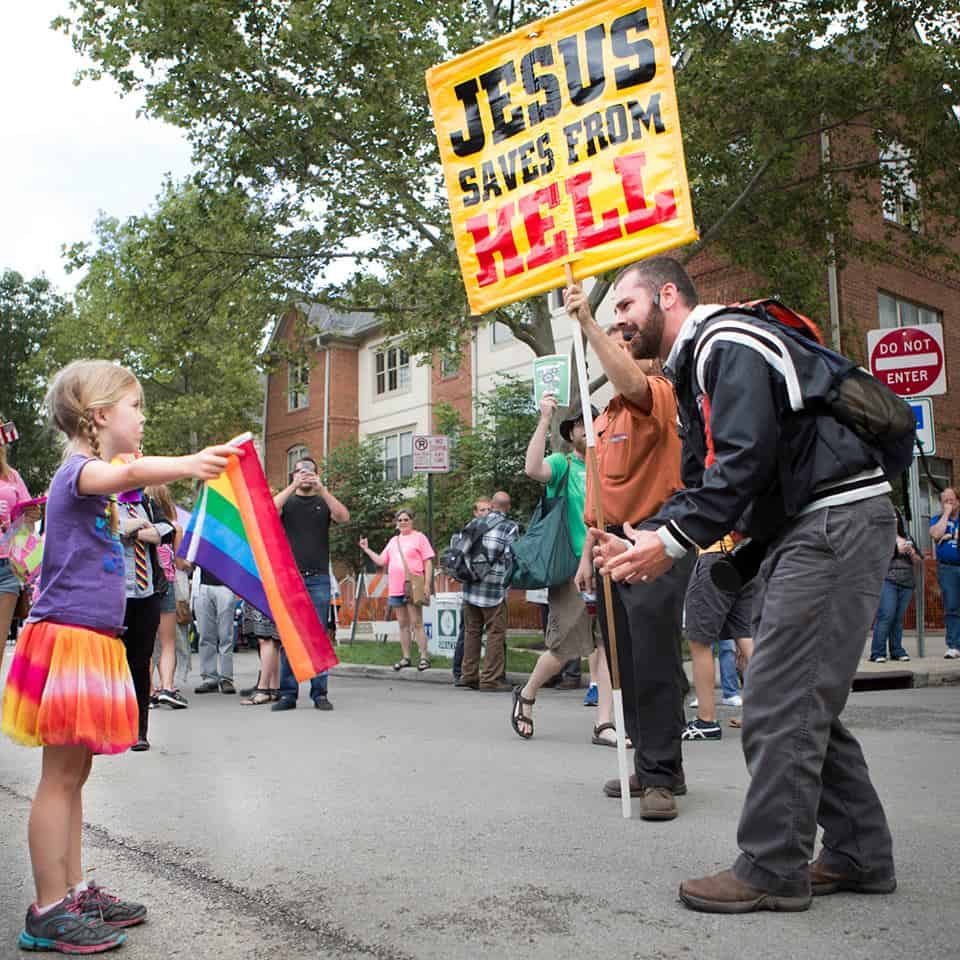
46,360,142,537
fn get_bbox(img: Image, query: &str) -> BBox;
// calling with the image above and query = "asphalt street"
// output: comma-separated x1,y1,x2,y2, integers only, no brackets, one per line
1,651,958,960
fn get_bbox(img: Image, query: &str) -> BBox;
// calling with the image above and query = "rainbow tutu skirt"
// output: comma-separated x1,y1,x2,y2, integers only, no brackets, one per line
2,621,138,754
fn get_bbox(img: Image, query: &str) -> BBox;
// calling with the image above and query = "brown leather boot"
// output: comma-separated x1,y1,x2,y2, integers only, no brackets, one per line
809,856,897,896
638,786,677,821
603,773,687,798
679,869,812,914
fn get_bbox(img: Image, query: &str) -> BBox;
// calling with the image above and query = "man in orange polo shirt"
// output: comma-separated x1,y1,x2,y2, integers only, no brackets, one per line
566,282,695,822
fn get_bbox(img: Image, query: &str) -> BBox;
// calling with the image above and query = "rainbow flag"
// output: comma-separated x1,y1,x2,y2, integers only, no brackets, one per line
178,433,337,680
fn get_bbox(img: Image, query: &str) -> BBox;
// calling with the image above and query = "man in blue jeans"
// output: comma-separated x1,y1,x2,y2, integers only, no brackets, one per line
930,487,960,659
272,456,350,711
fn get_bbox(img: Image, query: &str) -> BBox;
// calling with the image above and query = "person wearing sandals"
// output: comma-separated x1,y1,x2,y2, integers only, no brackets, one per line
272,456,349,712
517,398,622,745
239,602,281,705
359,510,434,672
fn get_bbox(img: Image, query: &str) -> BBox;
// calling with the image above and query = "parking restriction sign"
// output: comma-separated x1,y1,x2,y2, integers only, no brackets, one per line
412,435,450,473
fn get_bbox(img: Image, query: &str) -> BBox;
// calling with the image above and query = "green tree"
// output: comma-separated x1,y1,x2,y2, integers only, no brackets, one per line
323,438,404,573
414,377,545,553
45,180,302,484
57,1,960,357
0,271,69,492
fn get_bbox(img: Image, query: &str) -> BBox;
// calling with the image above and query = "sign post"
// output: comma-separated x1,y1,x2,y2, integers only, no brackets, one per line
868,325,948,658
413,435,451,565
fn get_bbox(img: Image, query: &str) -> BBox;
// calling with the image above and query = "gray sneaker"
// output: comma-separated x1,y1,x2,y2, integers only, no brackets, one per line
19,897,126,953
219,678,236,694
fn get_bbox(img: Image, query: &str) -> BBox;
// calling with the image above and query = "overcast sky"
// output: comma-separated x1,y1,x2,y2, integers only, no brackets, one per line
0,2,194,291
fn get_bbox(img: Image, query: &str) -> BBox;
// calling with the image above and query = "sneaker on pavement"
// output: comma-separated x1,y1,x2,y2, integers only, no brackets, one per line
156,689,189,709
682,718,722,741
77,883,147,928
271,698,297,712
720,694,743,707
868,656,887,663
194,680,219,694
313,696,334,711
582,683,598,707
19,897,126,953
892,654,911,662
219,678,236,694
945,649,960,659
679,869,811,914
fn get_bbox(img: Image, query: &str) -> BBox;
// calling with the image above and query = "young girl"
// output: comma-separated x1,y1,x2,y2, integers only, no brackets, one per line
1,360,241,954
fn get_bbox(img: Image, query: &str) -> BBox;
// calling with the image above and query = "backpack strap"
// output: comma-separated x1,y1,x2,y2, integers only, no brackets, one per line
692,308,806,413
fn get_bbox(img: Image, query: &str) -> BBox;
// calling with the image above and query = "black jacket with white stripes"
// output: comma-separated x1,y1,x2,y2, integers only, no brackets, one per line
652,306,890,555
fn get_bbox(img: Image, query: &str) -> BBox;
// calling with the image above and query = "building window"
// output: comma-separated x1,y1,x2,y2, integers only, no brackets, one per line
877,292,941,330
440,345,460,378
377,430,413,481
491,321,515,345
288,361,310,411
286,445,310,480
374,345,410,396
880,140,920,230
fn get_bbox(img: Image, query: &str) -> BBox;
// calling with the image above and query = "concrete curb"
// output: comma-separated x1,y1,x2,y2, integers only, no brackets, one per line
329,661,532,688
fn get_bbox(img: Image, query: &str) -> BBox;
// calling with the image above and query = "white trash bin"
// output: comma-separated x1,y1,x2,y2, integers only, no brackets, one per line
425,592,462,659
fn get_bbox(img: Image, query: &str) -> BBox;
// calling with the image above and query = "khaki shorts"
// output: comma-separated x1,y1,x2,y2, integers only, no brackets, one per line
545,578,599,661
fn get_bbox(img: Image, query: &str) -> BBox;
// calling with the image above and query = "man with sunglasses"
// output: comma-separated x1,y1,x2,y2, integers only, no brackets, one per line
272,455,350,712
563,282,693,820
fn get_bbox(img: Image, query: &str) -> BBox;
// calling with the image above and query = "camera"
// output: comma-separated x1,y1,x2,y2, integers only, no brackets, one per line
709,539,768,593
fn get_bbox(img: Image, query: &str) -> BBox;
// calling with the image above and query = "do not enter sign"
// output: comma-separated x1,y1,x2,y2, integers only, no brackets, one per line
866,323,946,397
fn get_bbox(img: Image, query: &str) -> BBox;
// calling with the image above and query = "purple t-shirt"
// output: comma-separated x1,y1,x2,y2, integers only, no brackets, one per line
28,455,126,633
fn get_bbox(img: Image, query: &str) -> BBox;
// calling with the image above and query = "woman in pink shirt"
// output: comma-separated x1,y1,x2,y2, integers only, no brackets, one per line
0,440,34,674
359,509,435,671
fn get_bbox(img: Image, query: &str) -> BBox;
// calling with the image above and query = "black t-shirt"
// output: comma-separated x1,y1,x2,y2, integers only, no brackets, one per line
281,493,331,574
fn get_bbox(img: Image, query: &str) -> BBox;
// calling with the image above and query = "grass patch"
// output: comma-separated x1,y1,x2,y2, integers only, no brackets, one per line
335,639,543,675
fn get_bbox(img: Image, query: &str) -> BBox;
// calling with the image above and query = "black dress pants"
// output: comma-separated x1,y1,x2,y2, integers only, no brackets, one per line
123,594,161,740
596,525,694,787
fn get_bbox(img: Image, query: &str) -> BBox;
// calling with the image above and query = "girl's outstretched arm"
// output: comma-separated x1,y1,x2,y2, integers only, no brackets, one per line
77,445,244,497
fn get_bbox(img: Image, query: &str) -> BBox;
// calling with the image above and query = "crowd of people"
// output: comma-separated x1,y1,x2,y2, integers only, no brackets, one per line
1,254,959,951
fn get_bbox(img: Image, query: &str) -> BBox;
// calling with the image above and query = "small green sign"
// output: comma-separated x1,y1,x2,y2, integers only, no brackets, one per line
533,354,571,407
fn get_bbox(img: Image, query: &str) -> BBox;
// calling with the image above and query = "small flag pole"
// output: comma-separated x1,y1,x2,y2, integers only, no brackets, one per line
564,262,631,819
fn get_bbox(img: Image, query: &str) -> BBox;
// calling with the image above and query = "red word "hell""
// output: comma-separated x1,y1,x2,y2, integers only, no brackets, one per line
465,151,675,287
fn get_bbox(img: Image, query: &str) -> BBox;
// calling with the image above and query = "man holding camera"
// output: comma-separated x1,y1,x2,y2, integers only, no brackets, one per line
591,257,897,915
272,455,349,712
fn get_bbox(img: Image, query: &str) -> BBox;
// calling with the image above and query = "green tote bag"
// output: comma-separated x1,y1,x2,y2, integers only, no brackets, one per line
509,459,580,590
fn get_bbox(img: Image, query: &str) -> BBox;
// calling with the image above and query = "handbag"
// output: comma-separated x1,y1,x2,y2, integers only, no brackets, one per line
396,537,427,606
510,458,580,590
13,587,30,622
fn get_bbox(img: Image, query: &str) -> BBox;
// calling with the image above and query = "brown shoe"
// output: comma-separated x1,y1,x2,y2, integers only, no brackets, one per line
679,869,812,914
556,677,581,690
809,856,897,897
478,682,513,692
603,773,687,798
639,786,677,821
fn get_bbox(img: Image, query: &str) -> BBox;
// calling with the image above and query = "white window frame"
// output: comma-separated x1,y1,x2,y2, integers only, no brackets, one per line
491,321,515,346
286,445,310,480
877,292,941,330
376,429,414,482
373,344,411,397
880,139,921,231
288,360,310,411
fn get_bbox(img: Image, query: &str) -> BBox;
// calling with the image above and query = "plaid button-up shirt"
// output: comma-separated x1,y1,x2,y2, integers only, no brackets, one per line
461,511,519,608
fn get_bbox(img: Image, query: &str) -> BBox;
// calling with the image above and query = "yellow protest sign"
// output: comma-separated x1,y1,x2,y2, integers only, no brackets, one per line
426,0,697,315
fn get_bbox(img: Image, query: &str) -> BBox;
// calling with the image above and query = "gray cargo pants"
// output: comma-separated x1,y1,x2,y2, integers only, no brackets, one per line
733,496,896,897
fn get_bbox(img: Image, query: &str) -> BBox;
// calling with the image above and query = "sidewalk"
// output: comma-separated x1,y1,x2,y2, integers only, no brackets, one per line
329,630,960,690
